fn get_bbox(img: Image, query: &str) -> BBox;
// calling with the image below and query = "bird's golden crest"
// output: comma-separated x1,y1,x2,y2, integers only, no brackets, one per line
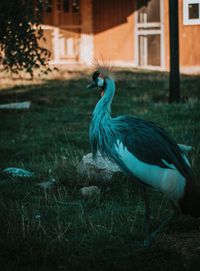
92,58,116,81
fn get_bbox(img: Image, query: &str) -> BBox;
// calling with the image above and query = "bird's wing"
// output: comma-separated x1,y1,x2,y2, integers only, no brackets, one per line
116,116,192,179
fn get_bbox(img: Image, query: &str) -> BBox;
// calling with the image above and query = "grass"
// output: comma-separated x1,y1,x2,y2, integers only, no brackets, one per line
0,69,200,271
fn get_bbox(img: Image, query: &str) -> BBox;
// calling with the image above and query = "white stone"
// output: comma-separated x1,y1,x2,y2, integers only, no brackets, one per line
77,152,121,181
3,167,33,177
79,186,100,198
0,101,31,110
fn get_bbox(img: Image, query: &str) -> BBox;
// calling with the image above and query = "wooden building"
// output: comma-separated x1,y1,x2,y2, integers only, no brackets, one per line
39,0,200,74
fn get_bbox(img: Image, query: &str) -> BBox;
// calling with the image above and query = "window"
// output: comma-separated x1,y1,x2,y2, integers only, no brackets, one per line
137,0,160,23
63,0,70,12
183,0,200,25
72,0,80,13
57,0,61,11
62,0,80,13
36,0,53,14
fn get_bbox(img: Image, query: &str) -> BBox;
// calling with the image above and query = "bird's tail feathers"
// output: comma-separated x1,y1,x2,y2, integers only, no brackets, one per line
179,176,200,218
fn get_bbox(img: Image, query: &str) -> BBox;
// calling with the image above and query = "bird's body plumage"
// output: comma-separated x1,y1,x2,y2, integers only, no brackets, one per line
89,70,200,218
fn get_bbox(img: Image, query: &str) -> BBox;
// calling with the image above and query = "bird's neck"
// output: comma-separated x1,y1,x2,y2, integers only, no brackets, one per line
93,78,115,117
90,78,115,159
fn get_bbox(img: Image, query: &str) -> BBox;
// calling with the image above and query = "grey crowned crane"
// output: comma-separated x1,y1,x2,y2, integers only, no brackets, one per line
87,63,200,246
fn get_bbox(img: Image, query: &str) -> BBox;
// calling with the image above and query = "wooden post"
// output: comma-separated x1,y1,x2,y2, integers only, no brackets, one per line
53,27,60,63
169,0,180,103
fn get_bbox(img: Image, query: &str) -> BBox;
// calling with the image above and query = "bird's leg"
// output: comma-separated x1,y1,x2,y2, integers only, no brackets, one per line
140,185,151,248
147,200,177,243
149,215,172,242
170,200,182,217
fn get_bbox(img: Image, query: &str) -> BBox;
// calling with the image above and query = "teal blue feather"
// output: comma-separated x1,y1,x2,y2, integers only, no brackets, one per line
89,71,200,217
89,78,118,159
89,77,192,181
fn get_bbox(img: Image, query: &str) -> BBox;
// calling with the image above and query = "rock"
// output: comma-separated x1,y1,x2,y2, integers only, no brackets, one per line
77,152,121,181
3,167,34,178
79,186,100,198
0,101,31,110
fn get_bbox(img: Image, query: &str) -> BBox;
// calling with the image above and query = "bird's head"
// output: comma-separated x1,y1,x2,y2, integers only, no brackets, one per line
87,71,105,97
87,61,115,97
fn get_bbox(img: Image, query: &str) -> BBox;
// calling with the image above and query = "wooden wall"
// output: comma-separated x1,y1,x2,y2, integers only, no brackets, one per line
38,0,200,71
93,0,136,62
179,0,200,67
93,0,200,70
164,0,200,71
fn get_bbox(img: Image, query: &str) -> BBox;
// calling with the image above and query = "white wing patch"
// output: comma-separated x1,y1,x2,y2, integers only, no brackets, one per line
115,140,186,201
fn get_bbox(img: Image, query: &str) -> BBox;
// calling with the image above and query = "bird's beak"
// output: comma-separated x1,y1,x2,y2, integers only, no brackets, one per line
87,82,97,89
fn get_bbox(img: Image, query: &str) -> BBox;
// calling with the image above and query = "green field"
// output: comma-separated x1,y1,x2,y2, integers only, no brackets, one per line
0,69,200,270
